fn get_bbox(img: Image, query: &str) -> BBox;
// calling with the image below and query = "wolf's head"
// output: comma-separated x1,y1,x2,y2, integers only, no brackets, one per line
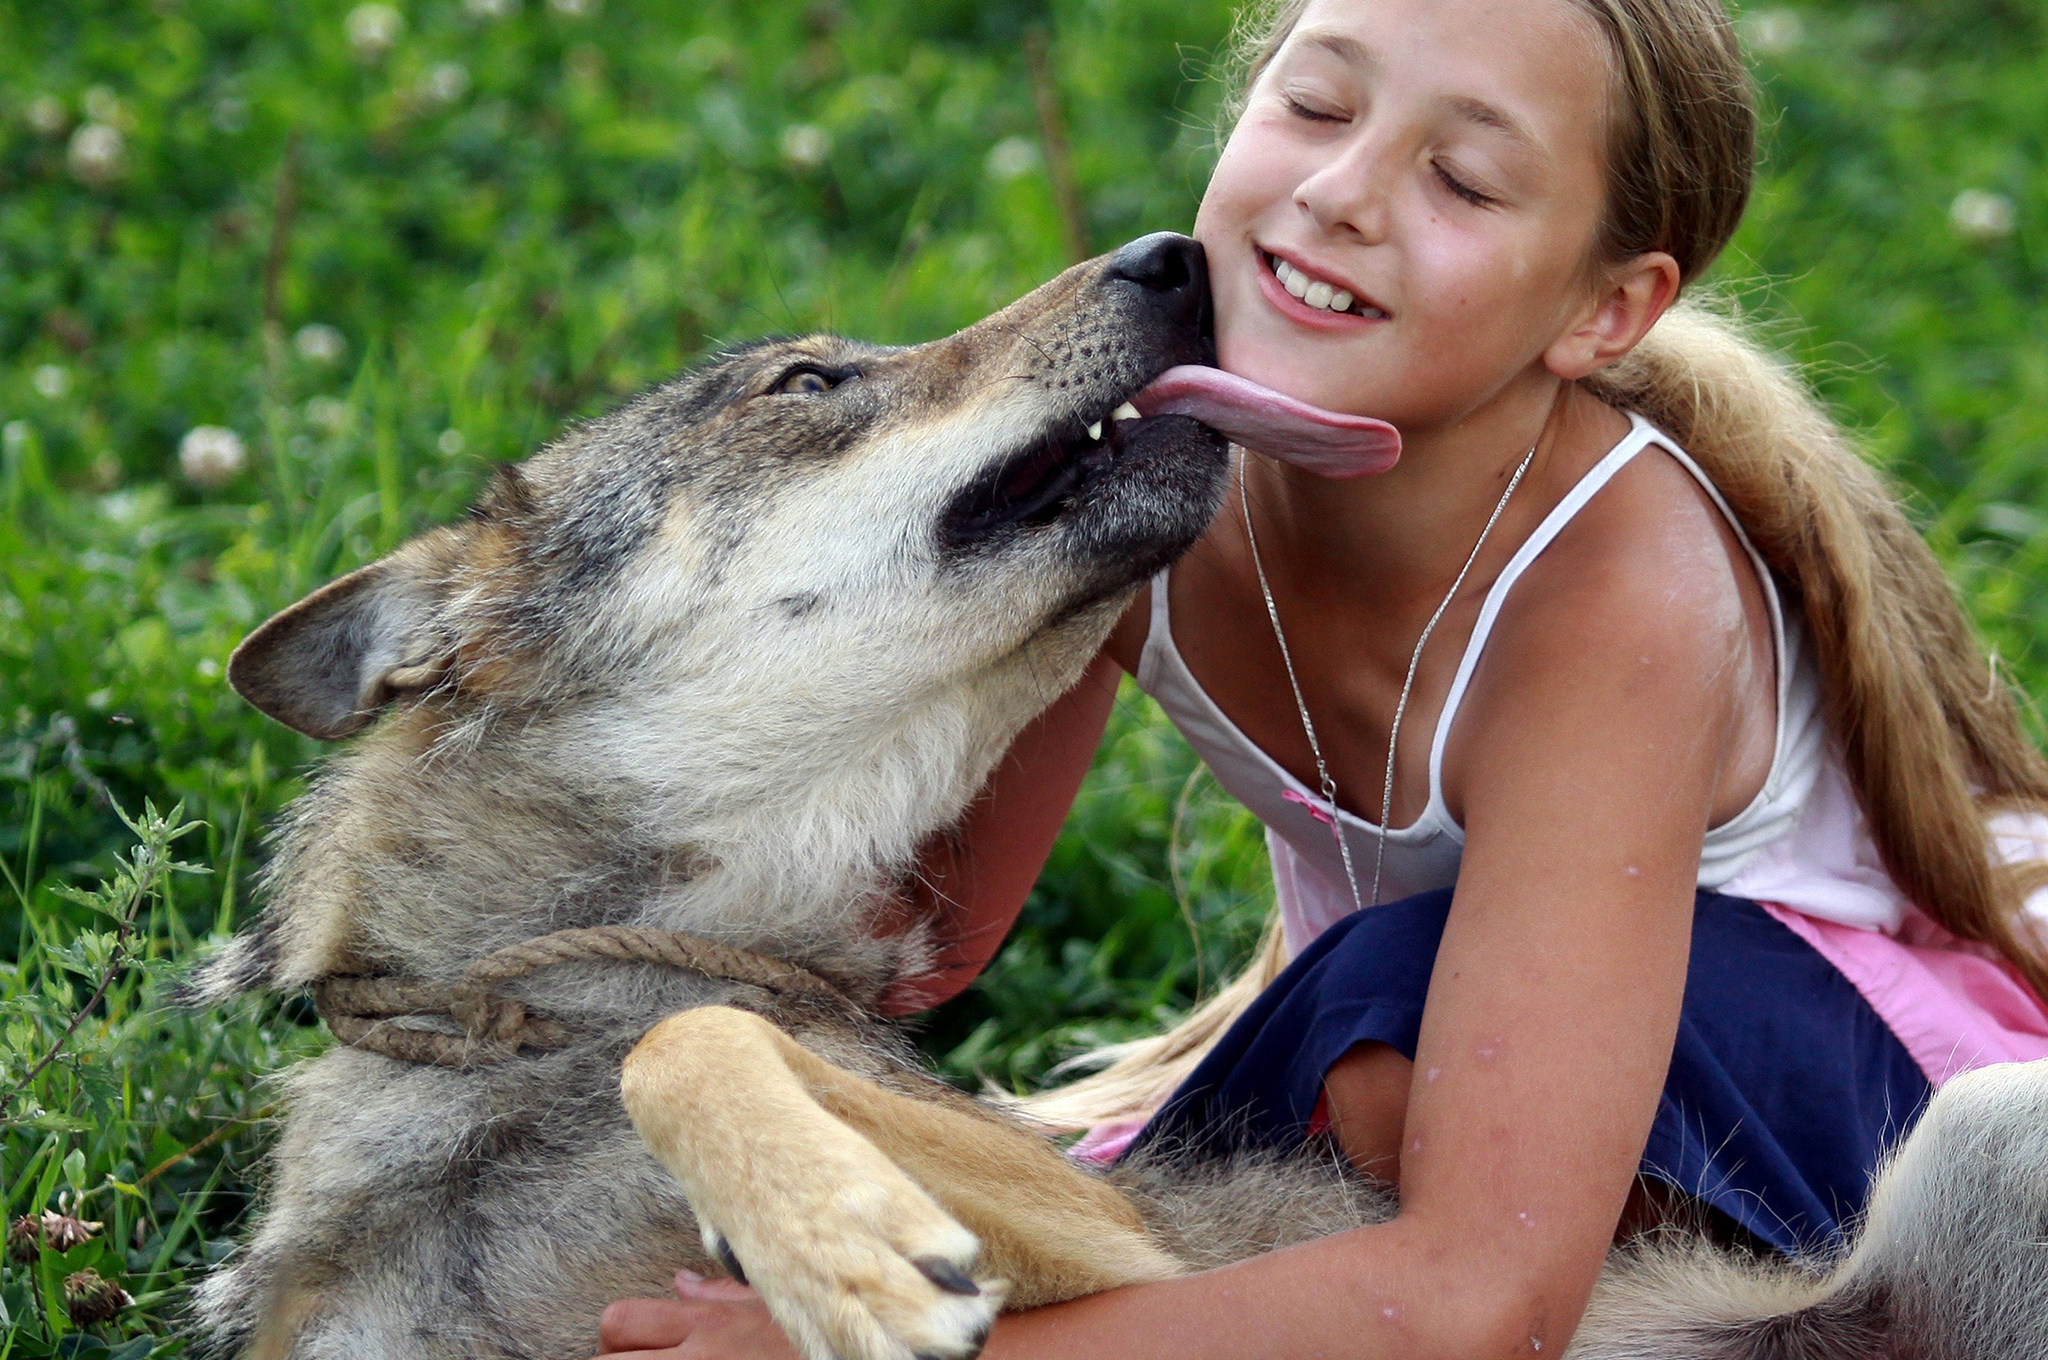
200,235,1230,1000
235,233,1221,751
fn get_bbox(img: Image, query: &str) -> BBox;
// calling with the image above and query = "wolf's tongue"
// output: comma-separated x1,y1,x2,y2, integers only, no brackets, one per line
1132,365,1401,478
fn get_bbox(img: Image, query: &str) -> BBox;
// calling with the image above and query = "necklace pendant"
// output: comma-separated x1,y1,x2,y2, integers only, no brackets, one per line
1282,788,1339,827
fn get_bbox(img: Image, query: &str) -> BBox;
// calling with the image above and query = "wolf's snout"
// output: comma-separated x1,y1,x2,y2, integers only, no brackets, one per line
1107,232,1208,333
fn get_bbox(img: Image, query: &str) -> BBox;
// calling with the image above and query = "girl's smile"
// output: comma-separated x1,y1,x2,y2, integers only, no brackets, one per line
1254,247,1391,329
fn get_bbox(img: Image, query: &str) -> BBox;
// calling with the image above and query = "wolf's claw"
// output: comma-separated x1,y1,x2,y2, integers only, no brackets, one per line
914,1256,981,1296
710,1231,748,1285
706,1183,1001,1360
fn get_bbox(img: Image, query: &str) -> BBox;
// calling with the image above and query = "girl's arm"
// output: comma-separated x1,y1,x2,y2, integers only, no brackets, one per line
877,595,1152,1015
978,515,1746,1359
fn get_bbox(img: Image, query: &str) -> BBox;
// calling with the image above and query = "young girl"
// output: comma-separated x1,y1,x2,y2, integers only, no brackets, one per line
598,0,2048,1354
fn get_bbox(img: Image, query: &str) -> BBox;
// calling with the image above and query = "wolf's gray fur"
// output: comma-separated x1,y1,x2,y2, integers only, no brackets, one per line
189,234,2048,1359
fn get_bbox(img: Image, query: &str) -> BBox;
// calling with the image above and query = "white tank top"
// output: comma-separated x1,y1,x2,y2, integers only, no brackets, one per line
1137,413,1919,956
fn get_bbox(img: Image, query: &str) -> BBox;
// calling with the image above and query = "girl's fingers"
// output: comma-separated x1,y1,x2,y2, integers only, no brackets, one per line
595,1280,785,1358
597,1296,700,1351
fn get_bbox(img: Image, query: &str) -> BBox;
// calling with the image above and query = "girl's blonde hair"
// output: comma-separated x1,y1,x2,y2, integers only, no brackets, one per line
1021,0,2048,1131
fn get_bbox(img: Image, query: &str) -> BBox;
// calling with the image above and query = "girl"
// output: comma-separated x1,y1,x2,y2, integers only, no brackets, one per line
599,0,2048,1354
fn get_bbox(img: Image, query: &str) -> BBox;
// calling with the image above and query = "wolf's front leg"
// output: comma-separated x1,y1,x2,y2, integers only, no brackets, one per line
621,1006,1182,1360
622,1007,1004,1360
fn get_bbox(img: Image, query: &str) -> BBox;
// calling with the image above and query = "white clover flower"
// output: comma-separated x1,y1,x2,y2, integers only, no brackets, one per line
779,124,830,170
295,322,347,363
436,428,466,455
26,95,67,136
196,657,222,679
1740,9,1804,56
465,0,514,15
67,124,124,187
3,420,30,455
346,4,404,60
951,234,997,273
179,425,247,488
32,365,69,399
564,44,603,82
305,396,351,433
985,136,1040,182
1950,189,2016,244
550,0,594,15
425,62,471,103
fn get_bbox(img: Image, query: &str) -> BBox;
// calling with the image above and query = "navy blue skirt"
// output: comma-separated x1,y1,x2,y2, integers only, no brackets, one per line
1126,889,1930,1255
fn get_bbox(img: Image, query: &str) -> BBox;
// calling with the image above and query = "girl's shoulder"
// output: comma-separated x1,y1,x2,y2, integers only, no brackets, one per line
1541,419,1758,601
1440,409,1781,825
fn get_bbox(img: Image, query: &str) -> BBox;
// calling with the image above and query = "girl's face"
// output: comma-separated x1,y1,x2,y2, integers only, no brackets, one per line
1194,0,1620,429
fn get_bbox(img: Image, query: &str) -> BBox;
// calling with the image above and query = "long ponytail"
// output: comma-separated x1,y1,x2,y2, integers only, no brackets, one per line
1588,302,2048,1000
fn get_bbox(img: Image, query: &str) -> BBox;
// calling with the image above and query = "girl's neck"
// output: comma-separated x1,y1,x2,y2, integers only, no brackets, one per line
1244,372,1592,610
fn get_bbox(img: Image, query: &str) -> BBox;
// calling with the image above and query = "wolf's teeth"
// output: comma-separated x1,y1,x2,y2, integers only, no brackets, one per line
1086,421,1102,442
1111,402,1140,422
1329,289,1354,313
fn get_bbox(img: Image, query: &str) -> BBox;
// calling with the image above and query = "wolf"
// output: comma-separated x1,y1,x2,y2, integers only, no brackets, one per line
188,233,2048,1360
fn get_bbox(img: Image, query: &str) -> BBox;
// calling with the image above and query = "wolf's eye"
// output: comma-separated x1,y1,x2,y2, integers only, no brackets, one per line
771,364,846,395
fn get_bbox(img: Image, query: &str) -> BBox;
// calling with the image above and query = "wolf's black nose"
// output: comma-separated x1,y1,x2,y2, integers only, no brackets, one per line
1109,233,1207,309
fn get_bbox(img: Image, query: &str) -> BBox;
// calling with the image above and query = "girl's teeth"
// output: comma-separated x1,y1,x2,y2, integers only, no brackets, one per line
1270,254,1365,315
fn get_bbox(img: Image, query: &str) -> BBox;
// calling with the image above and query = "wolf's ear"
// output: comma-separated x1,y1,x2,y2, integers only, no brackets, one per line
228,552,458,741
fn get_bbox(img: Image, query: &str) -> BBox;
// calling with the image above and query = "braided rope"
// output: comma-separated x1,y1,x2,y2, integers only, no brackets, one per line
313,924,853,1068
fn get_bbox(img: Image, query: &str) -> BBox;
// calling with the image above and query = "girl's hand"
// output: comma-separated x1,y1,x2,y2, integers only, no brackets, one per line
594,1271,803,1360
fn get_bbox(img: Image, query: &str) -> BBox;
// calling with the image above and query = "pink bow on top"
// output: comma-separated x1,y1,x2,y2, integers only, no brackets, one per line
1282,787,1339,827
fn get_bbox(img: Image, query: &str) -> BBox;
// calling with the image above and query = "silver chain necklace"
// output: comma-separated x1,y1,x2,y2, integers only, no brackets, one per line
1239,439,1538,909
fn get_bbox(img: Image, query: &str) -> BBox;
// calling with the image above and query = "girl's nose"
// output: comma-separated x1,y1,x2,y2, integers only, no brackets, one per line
1294,137,1394,245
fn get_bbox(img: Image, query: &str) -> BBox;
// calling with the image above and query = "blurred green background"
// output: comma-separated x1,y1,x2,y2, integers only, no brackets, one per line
2,0,2043,1349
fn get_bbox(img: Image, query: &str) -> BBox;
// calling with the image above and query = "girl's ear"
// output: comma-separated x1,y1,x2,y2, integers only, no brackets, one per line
1544,250,1681,381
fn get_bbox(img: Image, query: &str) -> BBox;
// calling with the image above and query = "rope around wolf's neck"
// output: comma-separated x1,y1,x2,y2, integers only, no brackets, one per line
313,925,856,1068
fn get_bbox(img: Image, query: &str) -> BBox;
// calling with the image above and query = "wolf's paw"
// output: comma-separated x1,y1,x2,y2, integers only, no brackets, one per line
699,1177,1006,1360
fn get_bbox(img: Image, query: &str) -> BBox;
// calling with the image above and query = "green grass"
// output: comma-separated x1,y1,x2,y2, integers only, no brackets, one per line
2,0,2044,1350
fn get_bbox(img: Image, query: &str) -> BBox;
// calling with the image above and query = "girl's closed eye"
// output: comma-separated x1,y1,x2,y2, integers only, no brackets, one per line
1278,82,1348,124
1433,160,1499,207
1285,94,1347,123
